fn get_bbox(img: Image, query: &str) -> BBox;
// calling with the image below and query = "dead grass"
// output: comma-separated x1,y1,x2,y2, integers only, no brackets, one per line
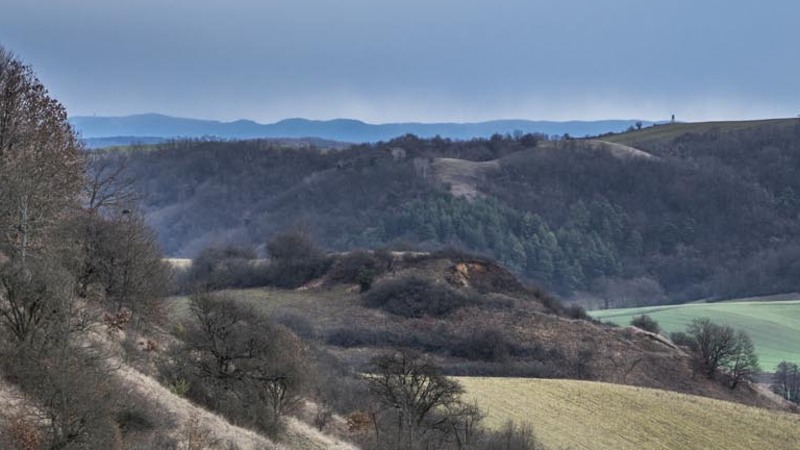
600,118,798,145
458,377,800,450
582,139,656,159
117,359,280,449
431,157,500,199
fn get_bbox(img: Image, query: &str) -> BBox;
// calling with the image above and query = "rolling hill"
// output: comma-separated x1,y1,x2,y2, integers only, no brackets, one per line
589,298,800,370
458,377,800,450
109,119,800,304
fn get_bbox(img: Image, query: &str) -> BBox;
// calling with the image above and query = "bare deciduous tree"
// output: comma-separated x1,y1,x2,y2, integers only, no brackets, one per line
727,330,759,389
368,351,464,449
685,318,759,388
83,154,139,215
0,46,84,264
772,361,800,403
173,292,307,435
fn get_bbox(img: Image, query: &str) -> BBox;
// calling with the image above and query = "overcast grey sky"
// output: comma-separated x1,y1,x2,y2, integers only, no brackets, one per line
1,0,798,123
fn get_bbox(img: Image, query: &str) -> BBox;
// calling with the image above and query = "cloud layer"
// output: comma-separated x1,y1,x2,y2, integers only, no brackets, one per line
1,0,798,122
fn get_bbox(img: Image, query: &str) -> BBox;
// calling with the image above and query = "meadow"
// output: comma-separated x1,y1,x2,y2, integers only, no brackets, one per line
590,299,800,370
599,118,795,145
458,377,800,450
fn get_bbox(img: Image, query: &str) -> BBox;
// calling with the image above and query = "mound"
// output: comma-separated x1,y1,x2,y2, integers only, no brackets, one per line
177,251,789,411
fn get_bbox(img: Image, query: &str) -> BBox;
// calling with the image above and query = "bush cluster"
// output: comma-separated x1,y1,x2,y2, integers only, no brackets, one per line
364,275,477,318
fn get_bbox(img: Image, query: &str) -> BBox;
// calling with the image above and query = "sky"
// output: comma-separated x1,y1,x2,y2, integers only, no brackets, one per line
1,0,798,123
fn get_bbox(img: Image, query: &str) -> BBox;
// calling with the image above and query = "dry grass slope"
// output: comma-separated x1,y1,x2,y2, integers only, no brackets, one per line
600,118,798,145
458,377,800,450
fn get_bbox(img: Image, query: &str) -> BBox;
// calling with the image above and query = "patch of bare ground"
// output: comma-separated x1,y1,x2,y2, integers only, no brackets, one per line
582,139,657,159
533,139,656,160
431,157,500,199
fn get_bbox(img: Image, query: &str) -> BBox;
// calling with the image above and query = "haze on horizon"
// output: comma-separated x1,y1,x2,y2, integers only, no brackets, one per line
1,0,798,124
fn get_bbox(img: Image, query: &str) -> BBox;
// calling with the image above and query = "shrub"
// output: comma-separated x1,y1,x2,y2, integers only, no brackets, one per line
163,293,309,437
266,231,331,288
182,244,266,291
364,275,476,318
564,304,590,320
328,249,392,291
274,311,317,340
670,331,694,348
305,346,372,415
1,413,42,450
630,314,661,334
324,326,448,354
325,327,395,348
452,327,512,362
573,347,595,380
479,420,546,450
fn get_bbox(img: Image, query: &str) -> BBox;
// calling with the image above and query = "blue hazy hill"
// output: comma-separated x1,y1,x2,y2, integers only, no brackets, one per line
71,113,657,146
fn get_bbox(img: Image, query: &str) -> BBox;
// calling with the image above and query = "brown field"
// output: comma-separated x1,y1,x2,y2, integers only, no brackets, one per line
457,377,800,450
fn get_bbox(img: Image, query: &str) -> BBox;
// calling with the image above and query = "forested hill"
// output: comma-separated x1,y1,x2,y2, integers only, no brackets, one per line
109,118,800,304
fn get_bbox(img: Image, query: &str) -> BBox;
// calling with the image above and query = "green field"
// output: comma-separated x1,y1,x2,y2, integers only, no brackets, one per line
458,377,800,450
590,300,800,370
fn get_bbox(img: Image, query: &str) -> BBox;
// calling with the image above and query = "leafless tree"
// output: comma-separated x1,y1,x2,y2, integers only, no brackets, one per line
685,318,759,387
367,351,464,450
175,292,307,434
83,153,139,215
0,46,84,265
686,318,737,378
727,330,759,389
0,46,147,449
772,361,800,403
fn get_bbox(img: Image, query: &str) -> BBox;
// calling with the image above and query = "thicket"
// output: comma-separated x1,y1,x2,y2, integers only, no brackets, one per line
160,292,308,436
181,244,265,290
353,350,549,450
0,46,174,449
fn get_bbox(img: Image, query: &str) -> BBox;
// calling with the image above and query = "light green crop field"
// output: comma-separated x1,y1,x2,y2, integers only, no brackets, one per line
590,300,800,370
457,377,800,450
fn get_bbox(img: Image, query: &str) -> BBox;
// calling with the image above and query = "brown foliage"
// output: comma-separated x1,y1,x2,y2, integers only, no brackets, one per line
2,413,42,450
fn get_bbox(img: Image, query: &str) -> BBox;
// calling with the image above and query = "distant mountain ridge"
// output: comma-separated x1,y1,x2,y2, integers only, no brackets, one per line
70,113,657,145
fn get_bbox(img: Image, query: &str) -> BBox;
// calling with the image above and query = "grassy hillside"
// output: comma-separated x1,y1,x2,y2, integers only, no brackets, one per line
458,377,800,450
590,299,800,370
166,249,794,412
599,118,797,145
